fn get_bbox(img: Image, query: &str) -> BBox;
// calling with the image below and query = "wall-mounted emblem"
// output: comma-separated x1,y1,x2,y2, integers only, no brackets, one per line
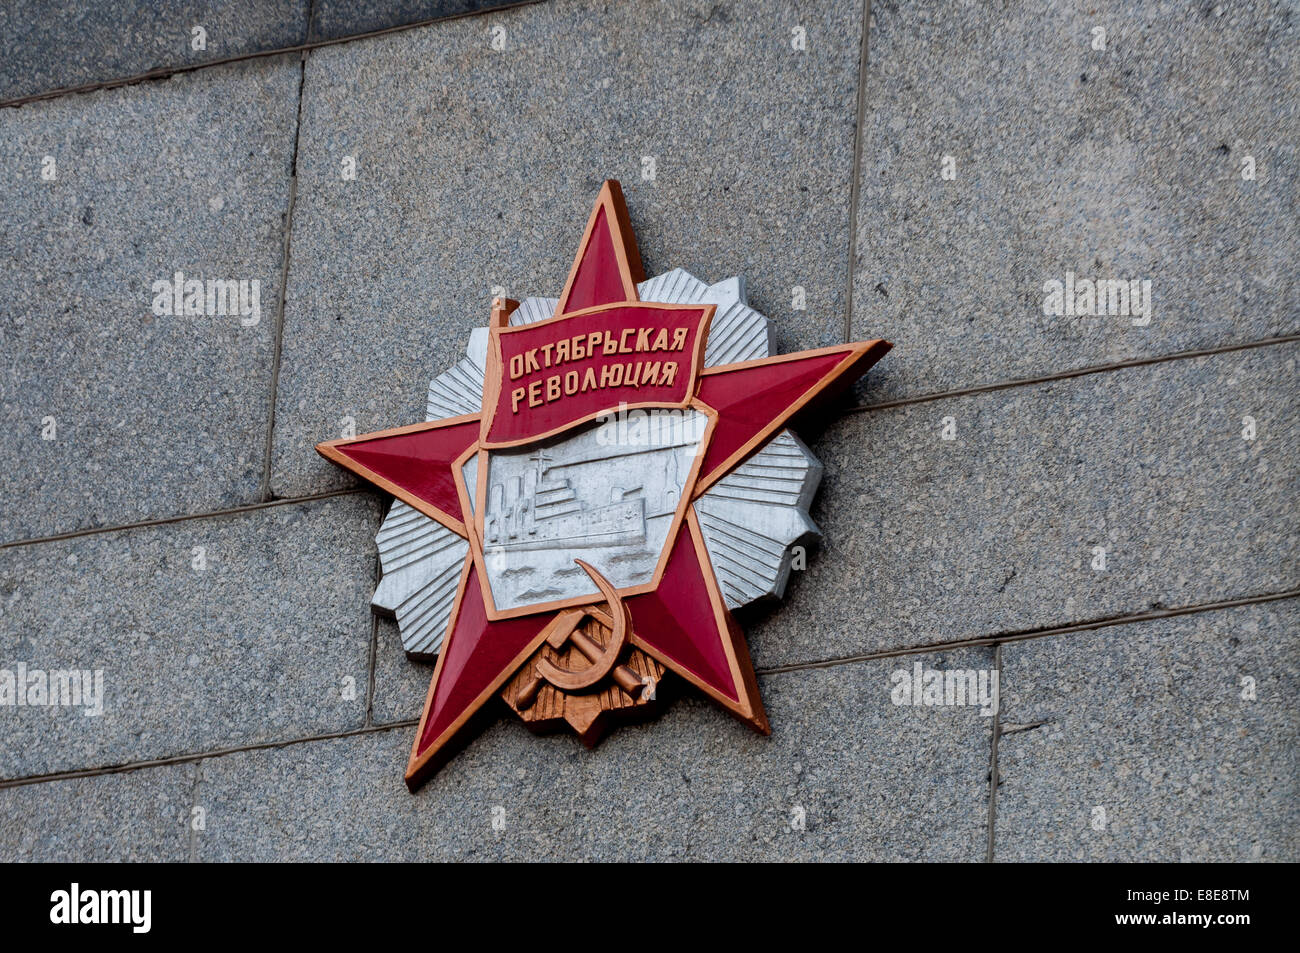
318,182,890,790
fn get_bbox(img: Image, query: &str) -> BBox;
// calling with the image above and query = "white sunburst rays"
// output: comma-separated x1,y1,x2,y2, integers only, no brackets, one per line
692,430,823,609
371,269,825,657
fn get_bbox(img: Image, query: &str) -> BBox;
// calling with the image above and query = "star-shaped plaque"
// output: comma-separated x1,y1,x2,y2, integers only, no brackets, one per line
318,182,890,790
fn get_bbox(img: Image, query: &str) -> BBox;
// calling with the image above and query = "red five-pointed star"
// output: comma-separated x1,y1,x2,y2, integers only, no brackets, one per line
318,182,891,790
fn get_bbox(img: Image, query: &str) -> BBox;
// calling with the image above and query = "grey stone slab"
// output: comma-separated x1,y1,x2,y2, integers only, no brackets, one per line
0,495,378,780
0,1,310,102
995,599,1300,862
271,0,866,495
370,613,433,725
312,1,539,41
852,0,1300,402
0,61,301,542
0,763,193,861
744,342,1298,668
197,648,993,861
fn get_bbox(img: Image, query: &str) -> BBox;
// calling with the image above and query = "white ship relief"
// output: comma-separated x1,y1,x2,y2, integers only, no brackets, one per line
480,409,707,611
484,451,647,553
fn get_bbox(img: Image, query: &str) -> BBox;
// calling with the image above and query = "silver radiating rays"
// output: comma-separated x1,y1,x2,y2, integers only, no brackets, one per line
693,430,822,608
371,502,469,659
371,269,825,656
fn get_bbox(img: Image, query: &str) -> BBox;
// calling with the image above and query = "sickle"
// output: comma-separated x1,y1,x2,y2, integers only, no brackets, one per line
533,560,629,692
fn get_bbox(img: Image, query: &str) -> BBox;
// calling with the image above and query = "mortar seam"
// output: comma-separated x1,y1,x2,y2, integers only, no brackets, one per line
187,760,203,863
0,1,545,111
985,644,1002,863
755,586,1300,675
845,333,1300,416
258,22,311,502
2,587,1292,790
0,488,362,550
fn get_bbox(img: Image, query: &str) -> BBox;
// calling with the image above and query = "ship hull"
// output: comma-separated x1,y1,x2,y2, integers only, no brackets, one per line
490,497,646,553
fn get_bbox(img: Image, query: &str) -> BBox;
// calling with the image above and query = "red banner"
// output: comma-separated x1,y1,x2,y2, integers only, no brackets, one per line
481,302,712,447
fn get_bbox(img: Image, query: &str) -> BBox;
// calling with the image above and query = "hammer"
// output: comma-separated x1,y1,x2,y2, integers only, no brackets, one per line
513,605,644,709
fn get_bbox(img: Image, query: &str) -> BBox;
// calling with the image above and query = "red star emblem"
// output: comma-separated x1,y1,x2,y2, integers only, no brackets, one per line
318,182,890,789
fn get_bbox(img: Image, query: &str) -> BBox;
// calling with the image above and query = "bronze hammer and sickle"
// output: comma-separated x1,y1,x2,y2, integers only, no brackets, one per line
514,560,645,708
